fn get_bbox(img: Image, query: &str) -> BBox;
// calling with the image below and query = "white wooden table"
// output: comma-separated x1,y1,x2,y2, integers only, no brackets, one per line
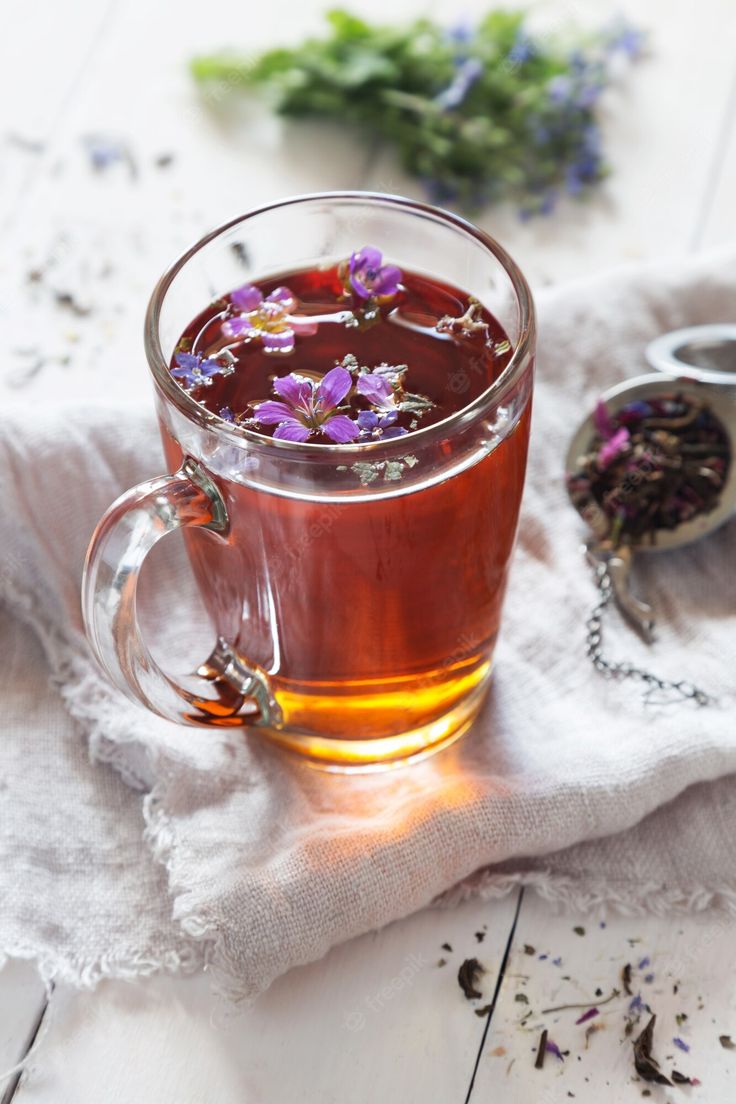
2,0,736,1100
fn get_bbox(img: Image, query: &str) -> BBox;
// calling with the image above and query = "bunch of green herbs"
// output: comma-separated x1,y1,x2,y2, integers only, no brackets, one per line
190,9,644,214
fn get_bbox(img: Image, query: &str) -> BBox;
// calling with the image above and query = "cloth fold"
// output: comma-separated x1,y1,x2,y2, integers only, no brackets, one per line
2,248,736,999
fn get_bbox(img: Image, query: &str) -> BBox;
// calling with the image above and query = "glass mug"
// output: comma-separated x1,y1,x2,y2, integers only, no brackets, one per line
82,193,535,770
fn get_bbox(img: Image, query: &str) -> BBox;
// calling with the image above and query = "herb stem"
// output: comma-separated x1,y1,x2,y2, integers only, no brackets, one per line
541,987,620,1015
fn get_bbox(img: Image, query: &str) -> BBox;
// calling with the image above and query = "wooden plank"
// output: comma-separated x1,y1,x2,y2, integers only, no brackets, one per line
0,0,121,228
471,892,736,1099
0,962,47,1100
13,894,519,1104
691,70,736,253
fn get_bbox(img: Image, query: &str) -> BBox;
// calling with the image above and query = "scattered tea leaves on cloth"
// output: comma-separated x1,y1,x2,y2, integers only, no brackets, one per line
457,957,484,1000
535,1029,549,1070
622,963,633,995
671,1070,700,1085
633,1015,672,1086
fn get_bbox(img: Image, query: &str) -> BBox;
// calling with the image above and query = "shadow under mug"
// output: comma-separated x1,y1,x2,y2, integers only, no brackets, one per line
82,192,536,770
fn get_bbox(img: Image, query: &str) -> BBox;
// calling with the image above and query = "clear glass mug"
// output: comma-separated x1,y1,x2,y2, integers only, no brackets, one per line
82,193,535,770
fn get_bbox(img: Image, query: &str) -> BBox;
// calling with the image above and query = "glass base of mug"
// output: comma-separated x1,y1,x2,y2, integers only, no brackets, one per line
259,672,491,772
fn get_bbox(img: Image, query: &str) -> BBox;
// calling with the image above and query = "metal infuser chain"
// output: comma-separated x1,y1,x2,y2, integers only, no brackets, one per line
586,559,712,706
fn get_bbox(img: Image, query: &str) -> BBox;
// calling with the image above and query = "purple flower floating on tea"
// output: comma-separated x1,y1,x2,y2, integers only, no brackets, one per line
342,247,402,303
247,353,434,444
356,409,407,441
222,284,318,355
172,351,229,390
356,370,399,411
252,366,359,443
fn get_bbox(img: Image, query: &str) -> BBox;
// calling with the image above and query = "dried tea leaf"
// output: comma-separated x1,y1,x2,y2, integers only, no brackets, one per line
573,926,586,936
585,1022,603,1048
515,993,529,1004
719,1034,735,1050
535,1029,548,1069
633,1015,672,1086
671,1070,700,1085
475,931,486,943
457,957,484,1000
622,963,633,996
475,1004,492,1018
523,944,535,955
441,942,452,952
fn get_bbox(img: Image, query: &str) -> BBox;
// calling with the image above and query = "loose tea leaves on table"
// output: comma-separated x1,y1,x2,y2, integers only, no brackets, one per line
632,1015,672,1086
622,962,633,995
534,1028,549,1069
567,393,732,549
457,957,484,1000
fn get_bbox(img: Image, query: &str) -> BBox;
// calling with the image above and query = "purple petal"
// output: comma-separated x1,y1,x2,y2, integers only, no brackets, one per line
593,399,615,439
381,425,408,439
575,1008,599,1026
222,315,255,339
230,285,262,311
377,409,398,427
252,400,299,425
322,414,359,443
373,264,402,298
350,246,383,275
673,1037,690,1053
357,372,394,408
267,286,295,309
200,358,222,377
171,366,195,382
356,410,379,431
262,329,295,352
598,426,630,467
175,352,200,370
316,365,352,413
218,406,235,422
272,374,313,411
273,421,312,443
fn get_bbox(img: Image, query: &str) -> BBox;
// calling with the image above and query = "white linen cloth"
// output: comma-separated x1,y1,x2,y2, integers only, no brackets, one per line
1,248,736,999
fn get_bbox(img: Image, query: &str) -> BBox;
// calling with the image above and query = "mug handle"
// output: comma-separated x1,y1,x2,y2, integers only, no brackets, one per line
82,457,281,728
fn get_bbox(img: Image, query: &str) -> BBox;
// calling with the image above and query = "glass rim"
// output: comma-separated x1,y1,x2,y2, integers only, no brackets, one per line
144,190,536,456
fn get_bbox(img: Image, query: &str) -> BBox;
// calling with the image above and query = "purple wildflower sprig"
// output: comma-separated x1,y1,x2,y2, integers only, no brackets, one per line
193,12,645,215
221,283,318,355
